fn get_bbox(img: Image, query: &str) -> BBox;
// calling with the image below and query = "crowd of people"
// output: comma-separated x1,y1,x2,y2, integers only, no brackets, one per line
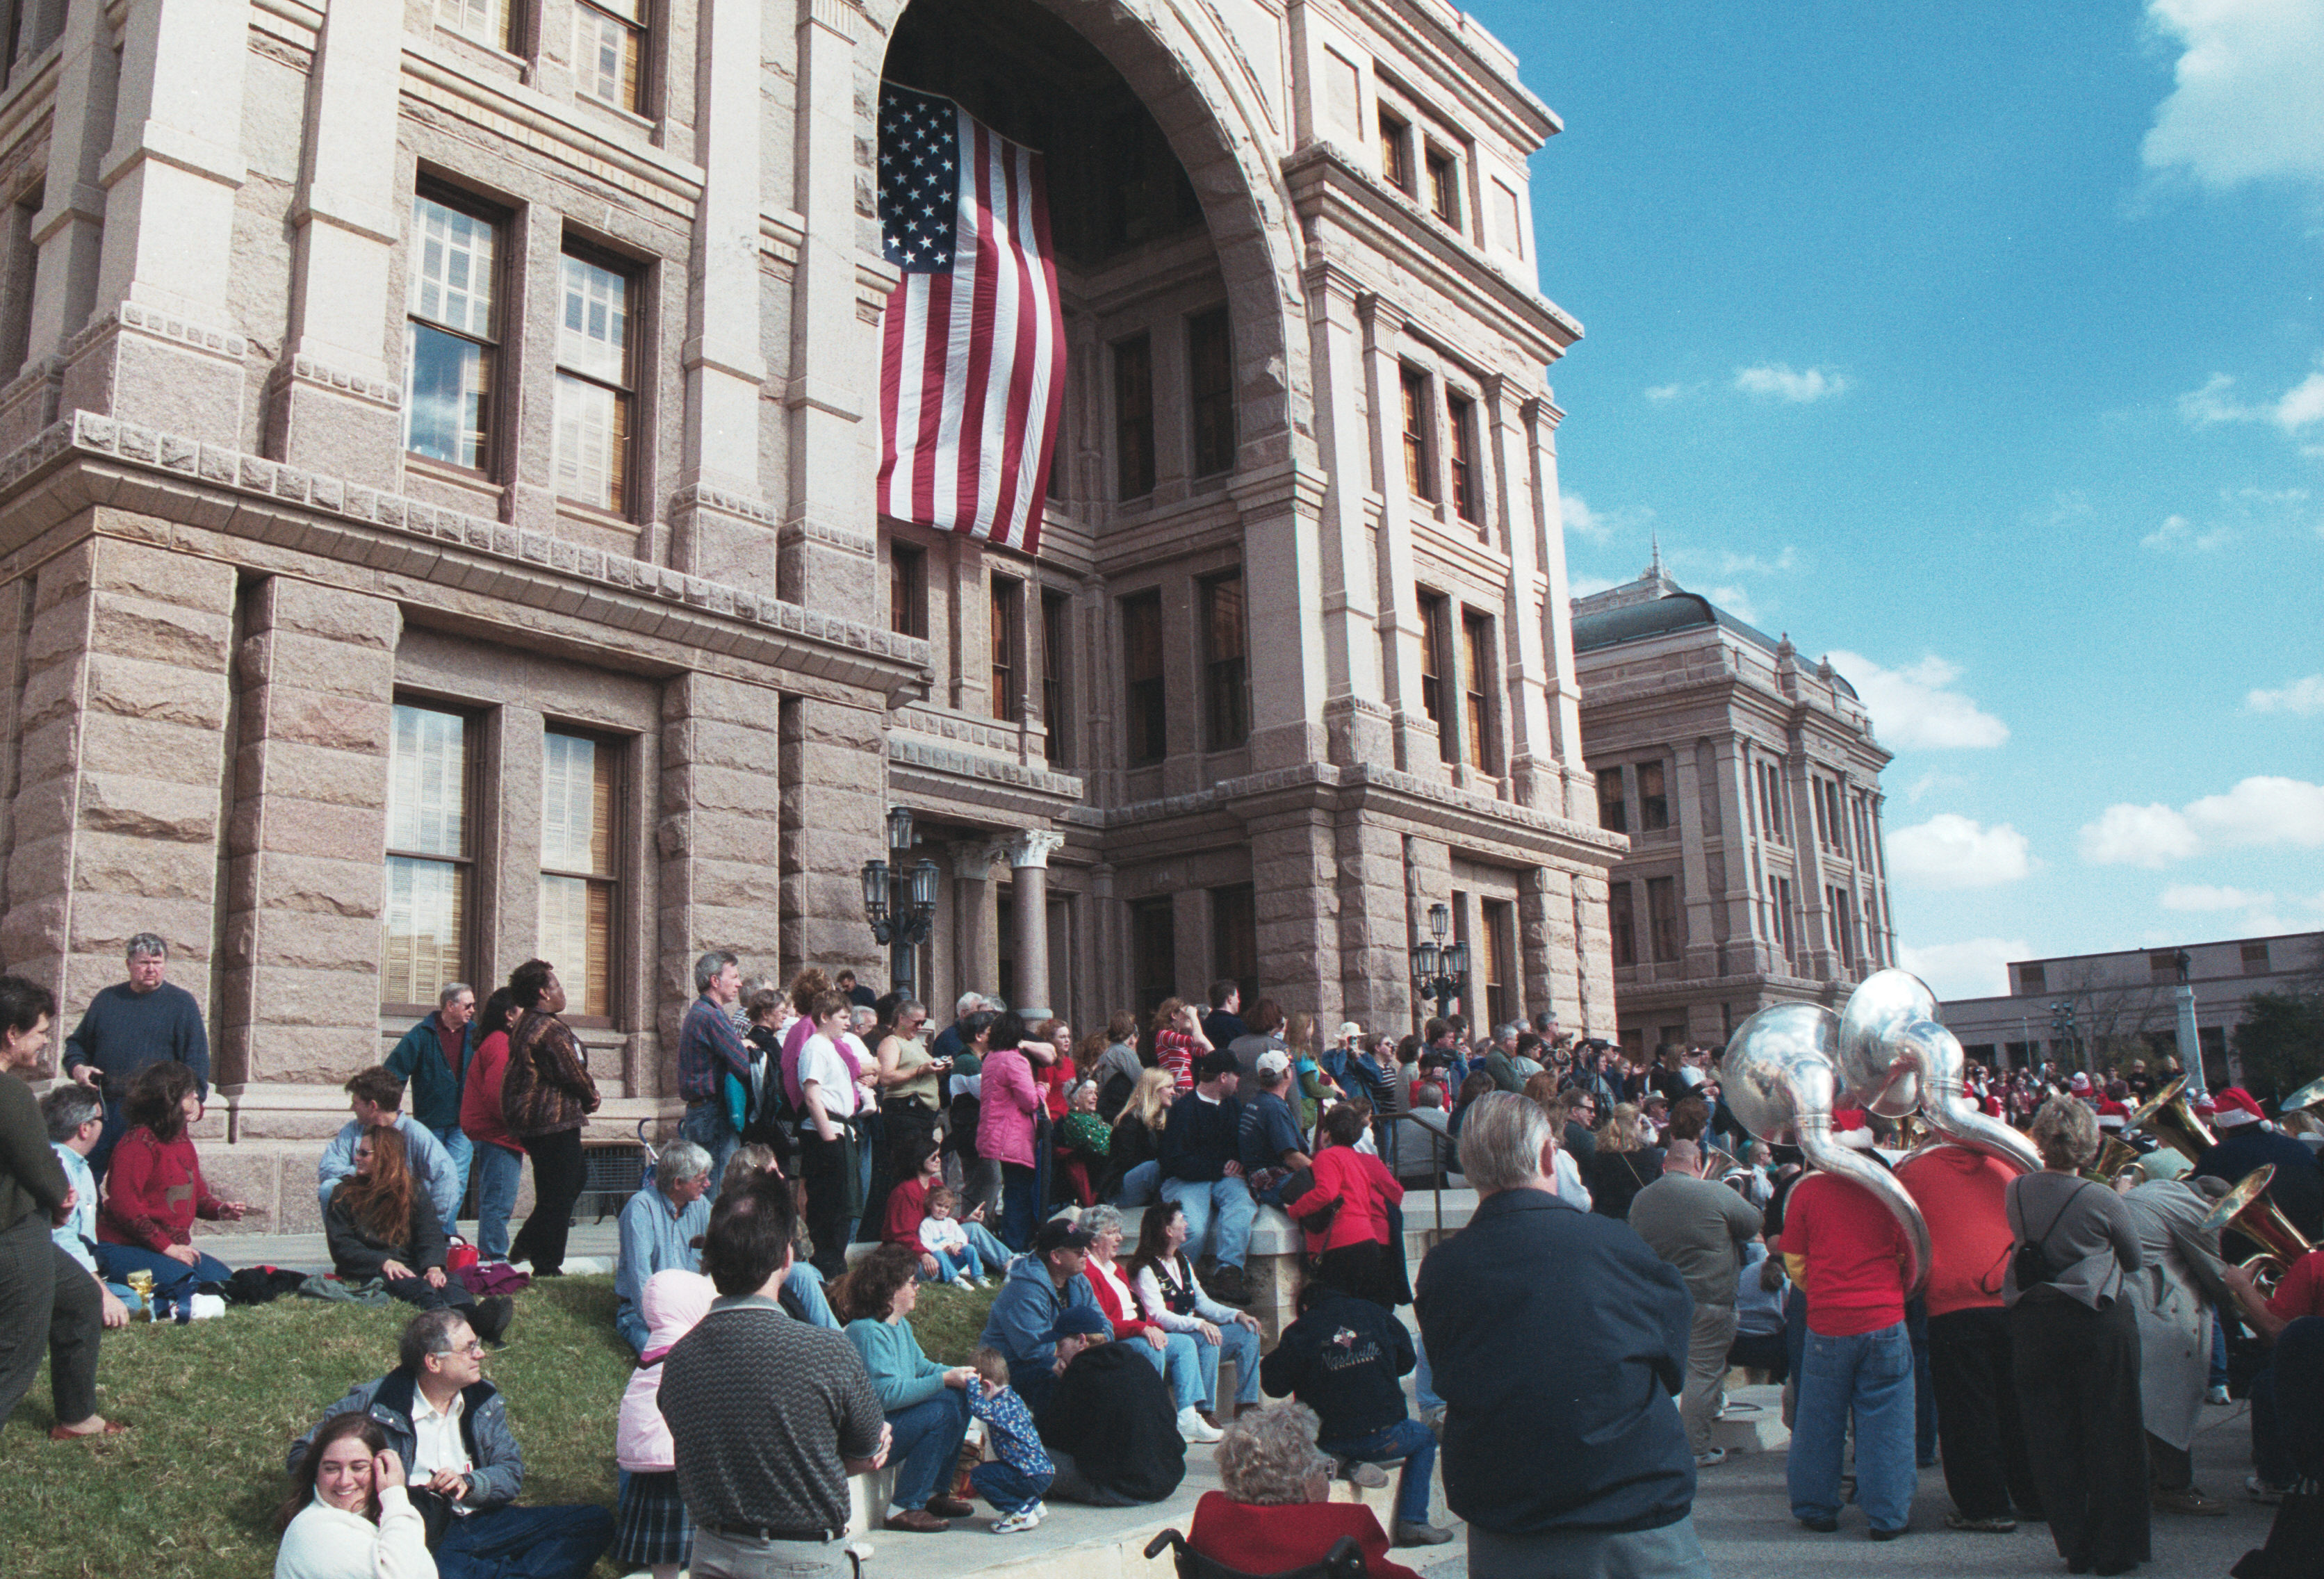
6,931,2324,1579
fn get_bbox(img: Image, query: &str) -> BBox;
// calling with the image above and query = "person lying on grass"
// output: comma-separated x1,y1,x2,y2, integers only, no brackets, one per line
275,1413,436,1579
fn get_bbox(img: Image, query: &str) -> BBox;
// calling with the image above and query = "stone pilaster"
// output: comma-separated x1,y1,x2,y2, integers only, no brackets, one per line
1489,378,1555,812
776,694,886,985
1357,296,1441,778
1301,266,1391,769
1673,741,1717,980
1333,816,1409,1035
1003,830,1064,1017
219,579,398,1090
1234,461,1331,774
3,537,234,1015
1525,397,1589,823
1567,867,1614,1040
658,673,786,1043
1246,807,1339,1026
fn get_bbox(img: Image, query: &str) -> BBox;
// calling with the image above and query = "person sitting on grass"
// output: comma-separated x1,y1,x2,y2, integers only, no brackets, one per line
918,1186,1007,1286
95,1060,247,1303
288,1308,612,1579
40,1084,131,1327
614,1140,713,1355
275,1414,434,1579
1186,1402,1422,1579
325,1125,513,1343
838,1243,979,1533
719,1143,842,1327
614,1270,717,1579
968,1345,1054,1535
318,1066,462,1241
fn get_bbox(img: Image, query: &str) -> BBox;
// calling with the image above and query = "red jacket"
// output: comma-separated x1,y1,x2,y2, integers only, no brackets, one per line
883,1176,931,1248
1186,1491,1420,1579
461,1031,521,1154
98,1128,224,1252
1080,1261,1159,1341
1293,1145,1403,1256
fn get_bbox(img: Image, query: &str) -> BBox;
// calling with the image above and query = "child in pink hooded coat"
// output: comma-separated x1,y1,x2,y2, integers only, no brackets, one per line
614,1269,717,1579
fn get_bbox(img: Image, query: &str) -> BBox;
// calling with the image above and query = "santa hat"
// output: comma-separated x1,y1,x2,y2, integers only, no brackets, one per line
2097,1099,2128,1131
2069,1072,2091,1093
1828,1108,1875,1150
2211,1087,2266,1129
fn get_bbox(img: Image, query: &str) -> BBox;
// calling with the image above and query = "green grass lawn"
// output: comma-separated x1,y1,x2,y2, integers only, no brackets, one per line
1,1273,1000,1579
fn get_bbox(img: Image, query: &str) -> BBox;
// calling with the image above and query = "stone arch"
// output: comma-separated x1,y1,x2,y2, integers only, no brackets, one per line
859,0,1311,471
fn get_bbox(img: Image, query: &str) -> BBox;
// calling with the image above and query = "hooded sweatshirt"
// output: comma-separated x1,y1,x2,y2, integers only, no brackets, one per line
619,1270,718,1471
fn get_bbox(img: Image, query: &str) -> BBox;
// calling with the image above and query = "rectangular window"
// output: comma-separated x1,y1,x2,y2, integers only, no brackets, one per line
1774,877,1797,966
553,247,635,516
1647,876,1680,963
1597,766,1627,833
437,0,513,50
540,730,620,1021
1379,110,1411,190
1638,760,1669,831
1130,897,1177,1020
575,0,646,113
1445,392,1480,523
1416,591,1453,763
1122,589,1165,764
1482,899,1514,1029
1188,307,1235,477
1114,334,1155,500
1460,609,1494,771
2149,949,2182,984
1211,884,1257,1013
384,703,473,1008
1828,886,1857,973
2243,941,2271,975
1426,148,1461,228
990,575,1021,723
890,543,927,639
1608,881,1637,968
1757,761,1787,844
1399,369,1434,500
1041,589,1069,765
1200,569,1249,751
2018,963,2047,996
404,190,502,471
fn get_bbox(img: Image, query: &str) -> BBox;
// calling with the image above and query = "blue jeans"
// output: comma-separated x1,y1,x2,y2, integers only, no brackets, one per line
1194,1321,1263,1409
1788,1320,1916,1532
616,1303,650,1355
786,1261,839,1330
436,1500,614,1579
93,1242,231,1301
1113,1160,1160,1206
1138,1330,1208,1412
1159,1176,1255,1270
429,1124,474,1209
1320,1417,1438,1525
680,1102,741,1200
1414,1329,1443,1416
886,1389,972,1511
972,1459,1052,1514
470,1143,524,1259
930,1230,1007,1282
1001,1162,1040,1251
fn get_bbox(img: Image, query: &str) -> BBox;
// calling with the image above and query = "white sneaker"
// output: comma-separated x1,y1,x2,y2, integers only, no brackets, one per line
991,1509,1039,1535
2207,1384,2232,1405
1178,1406,1223,1443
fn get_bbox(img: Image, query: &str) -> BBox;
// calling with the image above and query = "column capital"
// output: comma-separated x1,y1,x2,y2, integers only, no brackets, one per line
1002,829,1065,869
950,840,1000,878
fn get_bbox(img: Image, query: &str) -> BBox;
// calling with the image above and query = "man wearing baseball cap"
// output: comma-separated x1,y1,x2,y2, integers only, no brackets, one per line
2195,1088,2324,1246
1238,1052,1312,1206
978,1218,1099,1416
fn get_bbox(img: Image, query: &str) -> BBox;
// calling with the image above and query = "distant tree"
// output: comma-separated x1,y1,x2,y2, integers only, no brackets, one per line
2232,991,2324,1104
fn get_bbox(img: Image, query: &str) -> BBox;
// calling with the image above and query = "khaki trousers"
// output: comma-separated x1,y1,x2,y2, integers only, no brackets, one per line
1683,1301,1739,1455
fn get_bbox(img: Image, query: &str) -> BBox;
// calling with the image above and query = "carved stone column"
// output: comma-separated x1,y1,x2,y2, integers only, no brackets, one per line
951,840,998,999
1004,830,1065,1018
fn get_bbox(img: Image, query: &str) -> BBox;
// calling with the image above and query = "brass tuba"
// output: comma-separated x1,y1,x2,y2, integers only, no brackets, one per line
1835,968,2041,1175
1725,1000,1931,1297
2196,1163,2319,1291
2136,1075,2218,1167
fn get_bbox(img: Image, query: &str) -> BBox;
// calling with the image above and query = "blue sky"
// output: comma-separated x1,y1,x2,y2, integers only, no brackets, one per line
1465,0,2324,998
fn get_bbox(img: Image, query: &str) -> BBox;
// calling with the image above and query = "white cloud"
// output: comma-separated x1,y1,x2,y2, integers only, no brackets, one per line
1823,651,2011,750
2079,775,2324,865
2279,370,2324,429
1901,938,2031,1001
1733,363,1851,403
2159,883,2276,910
1569,571,1617,599
2142,512,2237,551
2247,674,2324,714
1906,769,1971,804
1560,493,1619,543
1704,584,1760,623
2175,363,2324,434
2141,0,2324,190
1886,815,2033,890
1644,382,1701,403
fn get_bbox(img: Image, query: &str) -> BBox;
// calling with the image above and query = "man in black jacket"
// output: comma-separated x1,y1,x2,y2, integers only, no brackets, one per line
1037,1306,1186,1506
1262,1281,1450,1545
1159,1051,1255,1303
1416,1090,1707,1577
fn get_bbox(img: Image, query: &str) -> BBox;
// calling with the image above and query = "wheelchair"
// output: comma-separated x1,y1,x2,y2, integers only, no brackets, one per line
1142,1528,1370,1579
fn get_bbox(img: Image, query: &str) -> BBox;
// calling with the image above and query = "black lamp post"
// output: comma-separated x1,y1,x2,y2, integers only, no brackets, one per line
2049,999,2081,1076
862,805,940,1000
1411,901,1469,1020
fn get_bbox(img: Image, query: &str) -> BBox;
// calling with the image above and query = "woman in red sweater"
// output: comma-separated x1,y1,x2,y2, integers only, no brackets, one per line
459,988,524,1259
1188,1402,1420,1579
1286,1104,1402,1307
96,1061,247,1300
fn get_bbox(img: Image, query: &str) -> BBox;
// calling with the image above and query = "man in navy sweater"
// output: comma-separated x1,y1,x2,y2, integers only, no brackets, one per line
1416,1090,1705,1576
62,933,209,1180
1159,1051,1254,1304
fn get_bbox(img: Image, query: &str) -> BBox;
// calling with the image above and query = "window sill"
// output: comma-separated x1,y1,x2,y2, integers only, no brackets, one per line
403,453,506,516
571,92,656,139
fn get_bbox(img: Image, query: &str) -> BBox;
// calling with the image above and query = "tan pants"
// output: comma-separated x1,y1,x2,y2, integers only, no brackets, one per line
1683,1302,1740,1455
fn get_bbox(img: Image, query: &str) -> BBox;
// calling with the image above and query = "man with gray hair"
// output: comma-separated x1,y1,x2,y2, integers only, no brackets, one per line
614,1138,714,1354
676,949,751,1193
62,933,210,1180
385,981,478,1202
1626,1137,1763,1466
1415,1091,1706,1577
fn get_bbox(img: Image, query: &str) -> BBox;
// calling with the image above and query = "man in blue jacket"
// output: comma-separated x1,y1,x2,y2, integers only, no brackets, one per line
1416,1090,1708,1577
979,1217,1099,1416
384,983,477,1201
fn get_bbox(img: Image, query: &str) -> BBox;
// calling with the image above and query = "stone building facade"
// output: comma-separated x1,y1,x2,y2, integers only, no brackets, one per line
1571,558,1896,1057
0,0,1615,1224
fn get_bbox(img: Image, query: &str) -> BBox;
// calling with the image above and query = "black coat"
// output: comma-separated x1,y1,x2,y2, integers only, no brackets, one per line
1416,1186,1694,1536
1038,1339,1186,1503
1260,1287,1414,1443
326,1186,448,1282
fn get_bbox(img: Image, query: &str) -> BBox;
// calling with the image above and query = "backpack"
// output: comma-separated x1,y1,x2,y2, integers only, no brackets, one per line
1281,1167,1341,1236
2011,1179,2090,1291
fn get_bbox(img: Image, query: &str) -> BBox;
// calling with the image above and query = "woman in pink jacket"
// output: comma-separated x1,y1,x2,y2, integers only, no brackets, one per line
977,1013,1043,1251
614,1269,717,1579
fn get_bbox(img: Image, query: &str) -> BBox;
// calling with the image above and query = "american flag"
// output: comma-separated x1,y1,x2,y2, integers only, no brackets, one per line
876,83,1065,557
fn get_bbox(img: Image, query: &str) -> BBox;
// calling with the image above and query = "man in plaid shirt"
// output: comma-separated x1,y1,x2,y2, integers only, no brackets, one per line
678,950,753,1193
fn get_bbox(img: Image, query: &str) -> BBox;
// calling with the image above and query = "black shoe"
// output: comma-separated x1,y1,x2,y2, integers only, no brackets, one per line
1799,1516,1839,1533
1869,1525,1908,1541
1210,1265,1252,1305
471,1295,514,1345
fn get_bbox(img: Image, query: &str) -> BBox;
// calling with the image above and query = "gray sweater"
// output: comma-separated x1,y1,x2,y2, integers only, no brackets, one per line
1626,1172,1764,1307
2004,1168,2143,1310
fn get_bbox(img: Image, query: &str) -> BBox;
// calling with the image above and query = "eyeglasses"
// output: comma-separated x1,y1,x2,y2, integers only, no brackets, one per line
434,1341,487,1359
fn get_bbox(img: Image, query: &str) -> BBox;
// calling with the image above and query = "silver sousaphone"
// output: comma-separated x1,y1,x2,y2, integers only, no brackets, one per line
1724,999,1932,1298
1836,967,2042,1175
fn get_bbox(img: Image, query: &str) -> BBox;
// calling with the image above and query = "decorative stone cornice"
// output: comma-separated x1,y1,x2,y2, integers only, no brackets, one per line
65,304,248,364
272,354,402,409
669,481,777,526
884,732,1083,801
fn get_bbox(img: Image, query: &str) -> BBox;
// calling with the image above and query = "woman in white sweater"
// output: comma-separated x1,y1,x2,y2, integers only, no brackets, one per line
275,1413,436,1579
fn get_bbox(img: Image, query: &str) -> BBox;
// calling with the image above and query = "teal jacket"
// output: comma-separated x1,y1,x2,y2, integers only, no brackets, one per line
384,1011,475,1133
844,1316,953,1413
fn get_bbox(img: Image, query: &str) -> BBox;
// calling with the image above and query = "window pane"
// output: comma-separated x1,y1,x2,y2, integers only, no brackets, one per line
1597,766,1627,833
1608,882,1637,968
553,373,628,512
1203,571,1247,751
1122,591,1165,764
1115,336,1155,500
1400,370,1432,499
410,197,497,336
559,256,630,384
577,4,645,112
1639,760,1668,831
542,733,603,873
384,856,467,1007
437,0,512,49
1188,308,1235,476
388,704,468,857
405,322,492,468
